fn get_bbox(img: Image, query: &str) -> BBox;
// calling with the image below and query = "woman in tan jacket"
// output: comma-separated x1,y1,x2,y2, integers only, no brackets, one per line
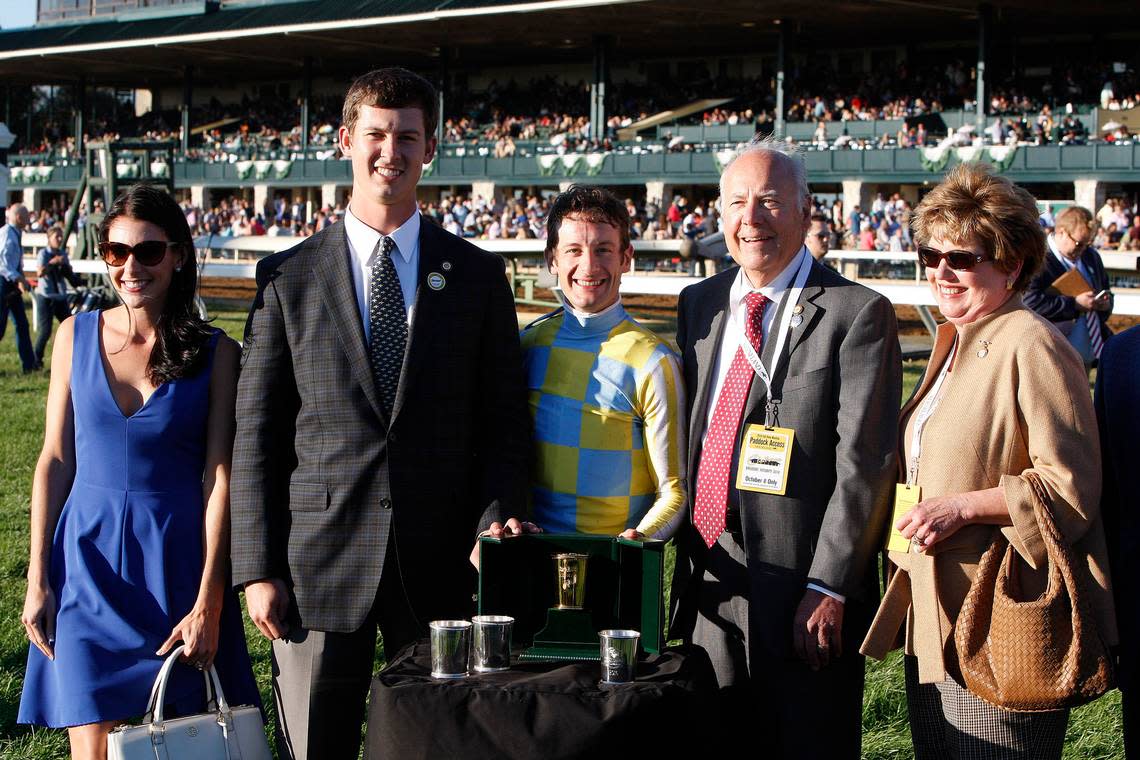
860,163,1117,759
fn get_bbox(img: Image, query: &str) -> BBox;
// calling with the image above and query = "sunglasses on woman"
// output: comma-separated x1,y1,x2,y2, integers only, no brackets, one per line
98,240,184,267
917,246,995,271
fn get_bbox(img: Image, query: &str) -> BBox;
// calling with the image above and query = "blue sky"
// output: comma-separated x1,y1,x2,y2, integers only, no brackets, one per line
0,0,37,31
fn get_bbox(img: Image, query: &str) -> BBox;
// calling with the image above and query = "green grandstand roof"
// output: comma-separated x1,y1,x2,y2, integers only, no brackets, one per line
0,0,557,51
0,0,1135,86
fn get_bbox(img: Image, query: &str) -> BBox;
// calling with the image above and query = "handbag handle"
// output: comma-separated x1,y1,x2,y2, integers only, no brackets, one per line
144,645,232,728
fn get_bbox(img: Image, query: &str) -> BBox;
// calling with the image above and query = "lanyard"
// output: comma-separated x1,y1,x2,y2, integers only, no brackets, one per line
907,339,956,486
730,248,813,427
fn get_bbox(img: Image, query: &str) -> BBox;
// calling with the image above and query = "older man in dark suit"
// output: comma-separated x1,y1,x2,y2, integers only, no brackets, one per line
230,68,529,760
669,137,900,758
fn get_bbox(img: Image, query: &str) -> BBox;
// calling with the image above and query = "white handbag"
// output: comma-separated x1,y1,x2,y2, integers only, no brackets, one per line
108,645,271,760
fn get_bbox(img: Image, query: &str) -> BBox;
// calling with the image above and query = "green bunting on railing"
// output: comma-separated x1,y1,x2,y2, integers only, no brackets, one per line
919,145,1017,173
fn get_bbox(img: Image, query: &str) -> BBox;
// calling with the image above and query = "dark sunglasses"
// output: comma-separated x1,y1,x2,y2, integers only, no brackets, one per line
917,246,994,271
98,240,183,267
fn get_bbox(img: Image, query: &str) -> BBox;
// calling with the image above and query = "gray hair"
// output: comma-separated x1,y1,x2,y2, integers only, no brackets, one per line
718,135,810,210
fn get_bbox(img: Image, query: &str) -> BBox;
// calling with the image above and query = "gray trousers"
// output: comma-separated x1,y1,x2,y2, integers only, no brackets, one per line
690,530,866,759
904,655,1069,760
272,562,420,760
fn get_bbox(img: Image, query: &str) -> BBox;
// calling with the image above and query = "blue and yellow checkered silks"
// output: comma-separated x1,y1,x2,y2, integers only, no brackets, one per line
521,301,687,538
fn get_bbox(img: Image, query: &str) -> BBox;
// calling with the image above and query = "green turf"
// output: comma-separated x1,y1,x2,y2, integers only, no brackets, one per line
0,302,1124,758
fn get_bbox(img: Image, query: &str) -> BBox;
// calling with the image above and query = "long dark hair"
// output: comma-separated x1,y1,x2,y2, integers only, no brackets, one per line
99,184,213,383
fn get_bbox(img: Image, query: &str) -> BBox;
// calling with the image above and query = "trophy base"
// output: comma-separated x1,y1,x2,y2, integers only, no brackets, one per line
520,607,600,662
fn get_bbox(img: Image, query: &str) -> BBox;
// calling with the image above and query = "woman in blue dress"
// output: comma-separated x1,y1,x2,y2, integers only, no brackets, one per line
18,184,259,757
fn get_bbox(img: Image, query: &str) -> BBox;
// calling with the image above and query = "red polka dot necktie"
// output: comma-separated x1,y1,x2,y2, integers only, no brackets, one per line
693,291,767,548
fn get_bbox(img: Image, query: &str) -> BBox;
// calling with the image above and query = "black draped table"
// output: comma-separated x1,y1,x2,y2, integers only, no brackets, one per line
364,641,718,759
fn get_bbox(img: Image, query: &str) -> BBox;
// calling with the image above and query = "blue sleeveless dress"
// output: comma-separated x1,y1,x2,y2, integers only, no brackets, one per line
19,310,260,727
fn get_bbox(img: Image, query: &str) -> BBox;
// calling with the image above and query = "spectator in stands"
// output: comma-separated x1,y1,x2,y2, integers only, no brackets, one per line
667,196,686,229
1125,215,1140,251
0,203,37,373
805,213,832,261
33,225,80,368
858,220,875,251
861,162,1115,759
1023,205,1113,368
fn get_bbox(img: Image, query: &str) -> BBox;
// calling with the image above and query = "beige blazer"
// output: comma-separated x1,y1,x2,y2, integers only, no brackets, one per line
861,297,1118,684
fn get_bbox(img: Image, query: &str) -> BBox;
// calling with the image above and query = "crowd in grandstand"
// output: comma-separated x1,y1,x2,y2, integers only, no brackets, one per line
22,189,1139,256
10,60,1138,164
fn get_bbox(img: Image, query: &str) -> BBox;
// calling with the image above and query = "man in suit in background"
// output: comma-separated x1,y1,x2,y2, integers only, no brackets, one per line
669,137,900,758
1095,325,1140,757
0,203,36,372
231,68,530,760
1024,205,1113,367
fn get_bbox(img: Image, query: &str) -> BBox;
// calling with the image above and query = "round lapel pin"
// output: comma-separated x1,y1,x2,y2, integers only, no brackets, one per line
442,261,452,271
427,272,446,291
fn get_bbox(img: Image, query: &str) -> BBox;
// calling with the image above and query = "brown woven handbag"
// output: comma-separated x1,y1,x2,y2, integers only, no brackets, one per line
952,473,1114,712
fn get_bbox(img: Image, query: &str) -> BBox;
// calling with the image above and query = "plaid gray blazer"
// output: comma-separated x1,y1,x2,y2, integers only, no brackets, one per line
230,220,529,634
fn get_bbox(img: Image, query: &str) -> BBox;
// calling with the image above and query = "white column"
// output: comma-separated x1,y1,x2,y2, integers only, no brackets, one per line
471,180,496,204
1073,179,1104,214
842,180,870,218
321,182,340,210
558,181,574,192
253,184,270,219
22,187,40,211
645,181,672,207
189,184,206,210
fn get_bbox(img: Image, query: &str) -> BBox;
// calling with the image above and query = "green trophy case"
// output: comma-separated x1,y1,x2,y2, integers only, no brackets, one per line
477,534,665,661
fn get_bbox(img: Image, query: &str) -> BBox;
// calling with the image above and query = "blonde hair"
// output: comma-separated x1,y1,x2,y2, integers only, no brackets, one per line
912,162,1044,291
1054,205,1094,240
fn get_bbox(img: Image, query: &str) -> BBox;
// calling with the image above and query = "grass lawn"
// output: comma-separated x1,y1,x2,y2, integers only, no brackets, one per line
0,303,1123,758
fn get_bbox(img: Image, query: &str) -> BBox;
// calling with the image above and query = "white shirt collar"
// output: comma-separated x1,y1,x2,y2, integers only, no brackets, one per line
344,204,420,266
1047,233,1074,269
565,297,625,328
729,245,809,307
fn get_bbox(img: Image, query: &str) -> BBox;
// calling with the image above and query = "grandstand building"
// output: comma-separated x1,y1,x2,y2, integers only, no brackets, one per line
0,0,1137,218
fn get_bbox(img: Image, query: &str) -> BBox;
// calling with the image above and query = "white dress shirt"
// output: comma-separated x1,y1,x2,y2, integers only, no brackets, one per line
344,205,421,340
701,245,808,437
698,246,845,602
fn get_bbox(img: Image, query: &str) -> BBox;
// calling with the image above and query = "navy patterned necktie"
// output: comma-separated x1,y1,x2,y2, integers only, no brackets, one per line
367,235,407,418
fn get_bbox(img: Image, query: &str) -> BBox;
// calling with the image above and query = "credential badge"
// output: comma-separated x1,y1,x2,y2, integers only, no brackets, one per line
427,272,446,290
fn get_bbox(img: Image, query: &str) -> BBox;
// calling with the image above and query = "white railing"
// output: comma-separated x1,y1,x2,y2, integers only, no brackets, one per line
21,234,1140,315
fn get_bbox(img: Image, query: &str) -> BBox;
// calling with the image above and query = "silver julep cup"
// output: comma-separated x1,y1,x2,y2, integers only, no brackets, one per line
429,620,472,679
471,615,514,673
599,629,640,684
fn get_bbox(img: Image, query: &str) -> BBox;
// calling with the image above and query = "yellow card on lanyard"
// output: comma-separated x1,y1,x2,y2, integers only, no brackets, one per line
886,484,922,553
735,424,795,495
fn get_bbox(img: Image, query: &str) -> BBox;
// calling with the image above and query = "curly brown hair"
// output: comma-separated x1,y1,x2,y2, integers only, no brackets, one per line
912,162,1045,292
545,185,631,260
